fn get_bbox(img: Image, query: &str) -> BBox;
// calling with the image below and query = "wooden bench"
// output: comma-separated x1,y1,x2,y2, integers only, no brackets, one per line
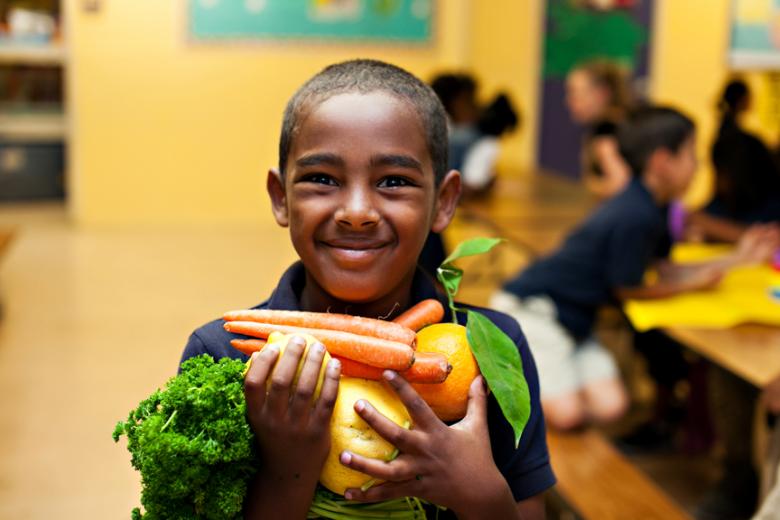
0,228,13,259
0,228,14,319
548,429,692,520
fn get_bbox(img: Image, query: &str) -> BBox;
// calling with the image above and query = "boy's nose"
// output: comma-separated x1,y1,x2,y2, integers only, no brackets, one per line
335,192,380,229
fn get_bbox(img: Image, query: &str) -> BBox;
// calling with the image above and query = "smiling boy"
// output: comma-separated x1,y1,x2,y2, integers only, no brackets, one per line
180,60,554,519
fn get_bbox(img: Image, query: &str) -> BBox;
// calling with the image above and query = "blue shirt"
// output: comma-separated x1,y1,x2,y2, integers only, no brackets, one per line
503,178,671,339
180,262,555,508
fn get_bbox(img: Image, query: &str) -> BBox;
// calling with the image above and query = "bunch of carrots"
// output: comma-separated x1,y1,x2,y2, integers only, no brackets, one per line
224,299,449,384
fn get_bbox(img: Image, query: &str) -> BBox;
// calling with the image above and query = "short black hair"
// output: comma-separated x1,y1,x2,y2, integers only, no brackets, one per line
719,79,749,114
279,59,449,184
477,93,519,137
617,106,695,176
430,73,476,116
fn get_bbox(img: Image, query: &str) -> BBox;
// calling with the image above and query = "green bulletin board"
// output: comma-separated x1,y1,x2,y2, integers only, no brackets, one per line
189,0,433,42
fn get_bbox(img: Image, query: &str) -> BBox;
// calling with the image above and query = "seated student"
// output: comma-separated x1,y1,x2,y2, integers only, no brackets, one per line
686,79,780,243
418,73,480,277
491,106,778,431
180,60,554,519
459,93,519,197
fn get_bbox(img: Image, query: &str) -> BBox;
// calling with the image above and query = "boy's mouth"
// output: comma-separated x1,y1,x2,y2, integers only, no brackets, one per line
320,239,391,265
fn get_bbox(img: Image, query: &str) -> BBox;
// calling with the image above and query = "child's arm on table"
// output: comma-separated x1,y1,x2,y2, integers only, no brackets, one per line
340,371,544,520
616,224,780,301
243,336,341,520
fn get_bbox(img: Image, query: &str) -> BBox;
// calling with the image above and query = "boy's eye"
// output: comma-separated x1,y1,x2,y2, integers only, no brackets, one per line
301,173,338,186
377,176,415,188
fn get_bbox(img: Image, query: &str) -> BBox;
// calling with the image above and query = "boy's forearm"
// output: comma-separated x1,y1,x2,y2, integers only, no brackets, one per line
244,470,319,520
453,479,541,520
688,212,746,243
615,280,690,301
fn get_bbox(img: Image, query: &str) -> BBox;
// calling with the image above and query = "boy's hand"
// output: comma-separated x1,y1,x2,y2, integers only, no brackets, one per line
244,336,340,486
734,224,780,265
340,372,516,518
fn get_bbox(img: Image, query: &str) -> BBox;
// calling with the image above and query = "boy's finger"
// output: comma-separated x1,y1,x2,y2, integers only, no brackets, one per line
344,480,420,503
339,451,417,482
462,375,488,428
382,370,441,431
244,345,280,421
288,341,327,420
353,398,415,452
312,358,341,426
265,335,306,417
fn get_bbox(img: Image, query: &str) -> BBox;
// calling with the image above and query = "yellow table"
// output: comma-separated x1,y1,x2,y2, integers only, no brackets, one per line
625,244,780,387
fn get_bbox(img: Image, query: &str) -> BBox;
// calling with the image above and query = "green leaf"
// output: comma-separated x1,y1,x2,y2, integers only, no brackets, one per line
441,237,504,266
437,237,503,322
466,310,530,448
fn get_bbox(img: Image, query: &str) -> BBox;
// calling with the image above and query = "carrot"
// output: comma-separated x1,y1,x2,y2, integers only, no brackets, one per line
336,351,451,384
223,321,414,370
393,299,445,331
230,339,266,357
403,351,452,383
223,309,416,346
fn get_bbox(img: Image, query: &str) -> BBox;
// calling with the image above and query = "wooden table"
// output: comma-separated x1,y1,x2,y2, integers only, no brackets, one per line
459,173,597,257
665,325,780,388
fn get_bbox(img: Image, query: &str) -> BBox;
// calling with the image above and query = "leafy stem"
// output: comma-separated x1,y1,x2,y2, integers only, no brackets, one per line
435,236,530,447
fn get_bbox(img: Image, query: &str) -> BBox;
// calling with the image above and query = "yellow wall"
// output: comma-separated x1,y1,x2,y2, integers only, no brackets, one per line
66,0,539,226
650,0,778,208
70,0,766,223
470,0,542,177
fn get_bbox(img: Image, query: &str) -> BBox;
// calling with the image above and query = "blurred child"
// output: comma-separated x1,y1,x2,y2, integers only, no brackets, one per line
421,74,519,276
459,93,519,196
686,79,780,243
492,106,778,430
566,60,634,199
180,60,554,518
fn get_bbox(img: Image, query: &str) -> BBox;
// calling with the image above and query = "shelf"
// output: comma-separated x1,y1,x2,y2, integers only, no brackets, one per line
0,113,66,142
0,44,65,66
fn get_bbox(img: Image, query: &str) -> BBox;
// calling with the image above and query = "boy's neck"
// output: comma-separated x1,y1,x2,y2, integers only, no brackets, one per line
299,270,416,319
639,172,674,205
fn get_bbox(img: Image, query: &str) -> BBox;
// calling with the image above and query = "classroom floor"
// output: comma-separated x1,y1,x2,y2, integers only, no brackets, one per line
0,202,720,518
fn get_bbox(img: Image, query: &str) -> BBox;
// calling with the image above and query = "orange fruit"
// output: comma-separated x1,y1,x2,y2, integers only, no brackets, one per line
412,323,478,421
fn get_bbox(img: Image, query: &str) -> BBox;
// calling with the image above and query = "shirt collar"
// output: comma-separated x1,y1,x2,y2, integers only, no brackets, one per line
264,261,451,319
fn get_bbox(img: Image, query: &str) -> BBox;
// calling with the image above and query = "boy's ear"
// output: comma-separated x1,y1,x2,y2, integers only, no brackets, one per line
647,148,671,176
267,168,289,227
431,170,462,233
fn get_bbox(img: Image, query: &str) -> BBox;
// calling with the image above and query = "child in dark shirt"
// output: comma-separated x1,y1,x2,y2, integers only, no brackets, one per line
686,80,780,243
180,60,554,519
492,106,779,430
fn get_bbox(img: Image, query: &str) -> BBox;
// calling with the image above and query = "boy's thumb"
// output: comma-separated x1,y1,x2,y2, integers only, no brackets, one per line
464,375,488,425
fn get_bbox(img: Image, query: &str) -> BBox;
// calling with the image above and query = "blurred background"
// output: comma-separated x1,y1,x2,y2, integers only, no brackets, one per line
1,0,780,518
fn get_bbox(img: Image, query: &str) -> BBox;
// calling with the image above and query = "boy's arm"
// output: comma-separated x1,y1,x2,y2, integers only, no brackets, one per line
686,211,747,243
615,223,780,301
614,264,723,301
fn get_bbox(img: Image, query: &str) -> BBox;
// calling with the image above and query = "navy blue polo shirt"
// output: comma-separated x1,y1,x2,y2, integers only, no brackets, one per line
180,262,555,507
503,178,671,339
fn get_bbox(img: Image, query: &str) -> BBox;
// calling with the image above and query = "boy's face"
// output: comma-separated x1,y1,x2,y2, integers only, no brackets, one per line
663,134,698,199
268,91,460,305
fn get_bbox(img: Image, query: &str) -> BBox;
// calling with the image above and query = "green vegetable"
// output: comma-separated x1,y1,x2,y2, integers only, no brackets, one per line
307,487,430,519
113,355,258,519
436,237,531,448
115,357,439,519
